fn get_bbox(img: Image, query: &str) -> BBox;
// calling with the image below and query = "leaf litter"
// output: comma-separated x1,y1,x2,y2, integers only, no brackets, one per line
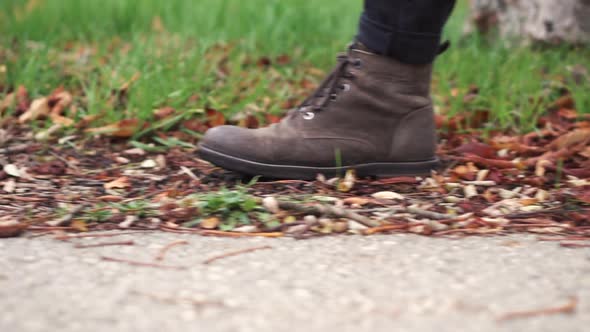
0,49,589,250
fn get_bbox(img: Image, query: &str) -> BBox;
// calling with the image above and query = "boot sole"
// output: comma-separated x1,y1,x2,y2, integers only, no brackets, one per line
198,145,439,180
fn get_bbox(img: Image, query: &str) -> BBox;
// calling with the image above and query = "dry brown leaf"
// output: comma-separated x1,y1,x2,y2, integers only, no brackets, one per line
454,142,496,159
49,90,73,115
201,217,220,229
371,191,405,200
0,220,28,238
535,159,552,177
50,114,75,126
0,92,15,114
18,97,50,123
337,169,356,192
104,176,131,190
548,128,590,150
342,197,370,206
206,108,226,127
579,146,590,158
153,106,175,120
85,118,141,138
70,219,88,232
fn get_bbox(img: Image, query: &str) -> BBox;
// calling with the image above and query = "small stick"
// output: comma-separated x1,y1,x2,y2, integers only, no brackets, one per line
363,224,408,235
201,230,283,238
203,245,272,265
276,201,378,227
559,242,590,248
180,166,200,181
0,143,32,154
46,203,89,227
74,240,135,248
497,296,578,321
49,151,80,172
101,256,187,270
406,207,457,220
154,240,189,261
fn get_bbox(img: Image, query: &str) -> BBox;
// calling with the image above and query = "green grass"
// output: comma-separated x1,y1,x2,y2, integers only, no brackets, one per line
1,0,589,134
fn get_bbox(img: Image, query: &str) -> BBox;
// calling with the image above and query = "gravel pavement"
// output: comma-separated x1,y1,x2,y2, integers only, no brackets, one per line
1,233,589,332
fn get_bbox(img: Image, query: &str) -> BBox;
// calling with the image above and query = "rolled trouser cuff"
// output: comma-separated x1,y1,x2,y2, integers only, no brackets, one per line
357,14,443,65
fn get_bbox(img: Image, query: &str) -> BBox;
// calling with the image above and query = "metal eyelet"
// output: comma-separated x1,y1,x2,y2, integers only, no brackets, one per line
340,83,351,92
353,58,362,68
329,93,338,101
302,112,315,120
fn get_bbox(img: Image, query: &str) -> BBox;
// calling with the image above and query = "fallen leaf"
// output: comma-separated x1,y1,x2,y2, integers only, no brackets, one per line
342,197,370,206
557,108,578,120
140,159,157,168
454,142,496,159
463,184,478,198
3,164,21,177
548,128,590,150
18,97,50,123
201,217,220,229
206,108,225,127
49,114,75,126
153,107,175,120
3,179,16,193
371,191,405,200
48,90,73,115
552,95,575,109
104,176,131,190
70,219,88,232
97,195,124,202
85,118,141,138
337,169,356,192
0,220,28,238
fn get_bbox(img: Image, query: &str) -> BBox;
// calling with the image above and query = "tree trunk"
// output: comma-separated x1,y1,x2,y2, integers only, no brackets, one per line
465,0,590,44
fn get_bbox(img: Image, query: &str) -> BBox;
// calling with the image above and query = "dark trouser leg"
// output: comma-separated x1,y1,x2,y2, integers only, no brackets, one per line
357,0,456,64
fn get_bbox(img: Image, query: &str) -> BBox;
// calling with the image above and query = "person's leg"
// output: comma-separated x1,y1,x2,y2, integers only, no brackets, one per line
357,0,456,64
198,1,456,179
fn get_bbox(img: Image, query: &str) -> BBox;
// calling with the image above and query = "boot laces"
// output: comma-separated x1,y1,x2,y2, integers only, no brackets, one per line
296,50,361,119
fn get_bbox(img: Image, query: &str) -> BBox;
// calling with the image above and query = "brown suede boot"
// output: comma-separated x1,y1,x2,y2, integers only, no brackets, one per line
197,44,438,179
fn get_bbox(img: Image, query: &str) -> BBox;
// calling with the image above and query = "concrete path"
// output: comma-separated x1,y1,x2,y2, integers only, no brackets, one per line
1,233,589,332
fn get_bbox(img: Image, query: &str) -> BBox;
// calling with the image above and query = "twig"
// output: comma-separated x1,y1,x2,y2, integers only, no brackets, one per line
203,245,272,265
180,166,200,181
559,242,590,248
363,224,408,235
406,207,457,220
497,296,578,321
154,240,189,261
276,201,378,227
101,256,187,270
46,203,89,227
74,240,135,248
0,143,32,155
49,151,80,172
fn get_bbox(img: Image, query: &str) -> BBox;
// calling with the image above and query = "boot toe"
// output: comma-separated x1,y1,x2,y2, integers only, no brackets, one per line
200,125,242,153
199,125,271,162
